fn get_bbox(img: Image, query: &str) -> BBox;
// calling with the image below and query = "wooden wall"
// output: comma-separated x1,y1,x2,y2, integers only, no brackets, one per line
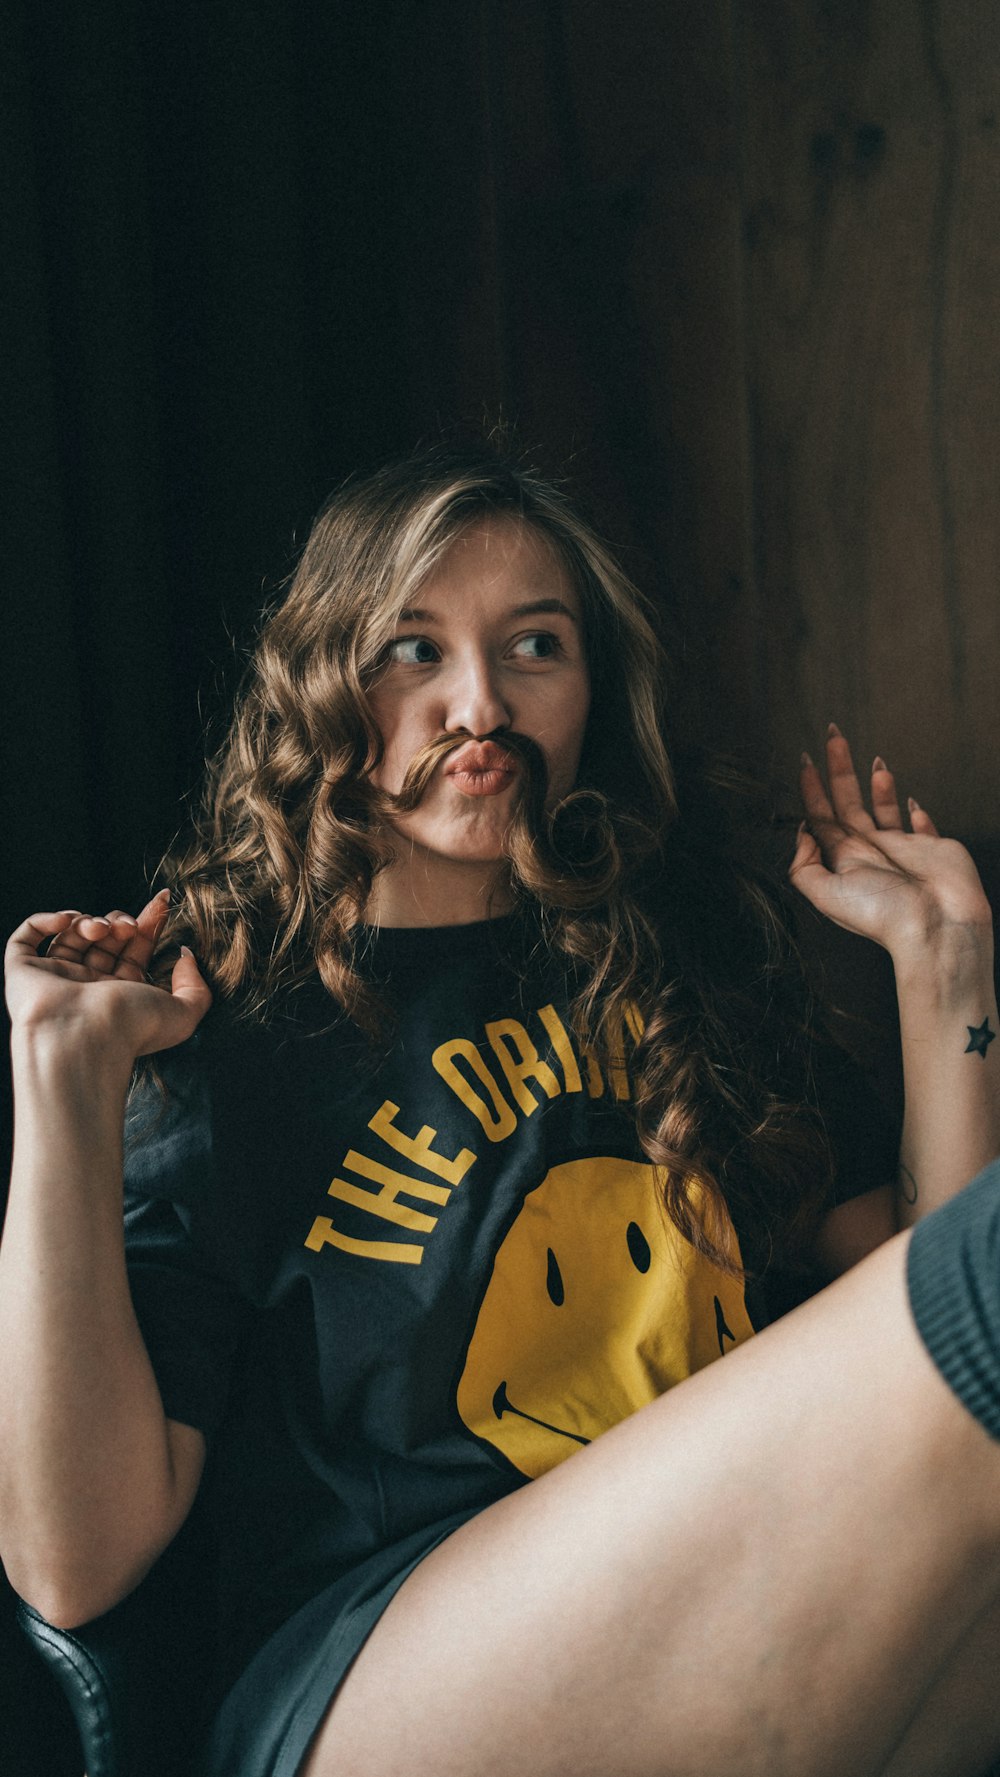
419,0,1000,843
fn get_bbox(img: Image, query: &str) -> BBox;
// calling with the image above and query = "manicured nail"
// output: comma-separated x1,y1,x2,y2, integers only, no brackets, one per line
908,796,920,813
827,721,842,738
156,888,171,902
800,750,814,769
872,755,887,773
180,945,193,958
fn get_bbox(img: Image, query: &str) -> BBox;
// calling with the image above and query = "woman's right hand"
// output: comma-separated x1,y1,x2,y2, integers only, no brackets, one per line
4,891,212,1068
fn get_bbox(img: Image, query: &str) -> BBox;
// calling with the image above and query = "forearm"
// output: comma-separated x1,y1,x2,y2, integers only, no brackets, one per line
0,1031,188,1623
892,921,1000,1229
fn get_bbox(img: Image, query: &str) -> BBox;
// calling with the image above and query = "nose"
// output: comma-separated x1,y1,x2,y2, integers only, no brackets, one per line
443,650,511,738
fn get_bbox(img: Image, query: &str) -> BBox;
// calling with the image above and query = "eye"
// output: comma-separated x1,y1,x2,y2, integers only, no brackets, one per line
511,631,563,662
387,635,439,665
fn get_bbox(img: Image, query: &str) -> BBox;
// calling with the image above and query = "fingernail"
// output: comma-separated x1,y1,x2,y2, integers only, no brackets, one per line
827,721,843,738
156,888,171,903
872,755,887,773
800,750,814,768
908,796,920,813
180,945,193,958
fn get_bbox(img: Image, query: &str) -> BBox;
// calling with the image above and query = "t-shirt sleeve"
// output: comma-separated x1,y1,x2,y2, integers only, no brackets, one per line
124,1039,250,1439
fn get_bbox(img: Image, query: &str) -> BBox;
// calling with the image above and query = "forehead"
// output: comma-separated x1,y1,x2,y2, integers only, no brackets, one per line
404,517,580,621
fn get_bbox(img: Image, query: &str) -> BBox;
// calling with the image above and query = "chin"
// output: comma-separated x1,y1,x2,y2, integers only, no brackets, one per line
385,834,503,873
432,841,509,868
395,807,512,861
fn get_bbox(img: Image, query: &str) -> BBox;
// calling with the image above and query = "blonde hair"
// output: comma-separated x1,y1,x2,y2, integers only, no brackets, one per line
153,438,831,1276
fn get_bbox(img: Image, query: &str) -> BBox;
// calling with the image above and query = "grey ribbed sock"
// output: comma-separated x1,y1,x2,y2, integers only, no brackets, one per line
907,1158,1000,1441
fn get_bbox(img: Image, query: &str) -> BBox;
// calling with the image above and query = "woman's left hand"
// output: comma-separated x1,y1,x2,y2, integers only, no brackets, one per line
789,726,993,962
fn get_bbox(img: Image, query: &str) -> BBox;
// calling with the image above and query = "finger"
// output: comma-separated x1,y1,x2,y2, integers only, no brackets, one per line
46,914,115,964
101,909,152,971
137,948,213,1053
870,757,904,830
787,821,825,885
788,825,839,917
126,889,172,970
102,911,139,950
824,725,875,831
136,889,171,935
799,752,836,824
50,906,153,977
126,948,211,1056
49,912,135,975
908,796,940,838
5,910,86,960
99,913,154,981
70,900,167,975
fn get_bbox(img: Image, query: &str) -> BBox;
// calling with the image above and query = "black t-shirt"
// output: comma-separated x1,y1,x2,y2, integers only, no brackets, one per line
123,913,895,1687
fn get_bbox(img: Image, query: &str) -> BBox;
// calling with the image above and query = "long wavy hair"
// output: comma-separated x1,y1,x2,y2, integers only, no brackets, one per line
151,438,833,1277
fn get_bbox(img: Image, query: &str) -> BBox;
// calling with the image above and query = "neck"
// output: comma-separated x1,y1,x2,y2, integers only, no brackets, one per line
363,852,517,929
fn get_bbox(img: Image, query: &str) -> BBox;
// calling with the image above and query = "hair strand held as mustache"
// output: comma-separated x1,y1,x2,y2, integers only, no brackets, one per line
371,729,622,911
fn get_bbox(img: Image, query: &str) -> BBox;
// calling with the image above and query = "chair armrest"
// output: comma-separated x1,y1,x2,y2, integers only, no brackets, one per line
17,1597,125,1777
15,1508,215,1777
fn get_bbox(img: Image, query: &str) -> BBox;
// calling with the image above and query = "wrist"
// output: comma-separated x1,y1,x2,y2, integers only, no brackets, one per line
10,1021,135,1105
891,915,995,995
893,936,997,1043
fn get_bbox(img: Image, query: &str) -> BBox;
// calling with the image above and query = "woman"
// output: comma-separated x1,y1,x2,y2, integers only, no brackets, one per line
3,442,1000,1777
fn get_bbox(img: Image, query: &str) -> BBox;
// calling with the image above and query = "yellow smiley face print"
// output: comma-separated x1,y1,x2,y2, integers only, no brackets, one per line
456,1156,755,1478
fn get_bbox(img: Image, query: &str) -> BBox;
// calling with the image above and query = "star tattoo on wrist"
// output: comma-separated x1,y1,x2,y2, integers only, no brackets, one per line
965,1018,996,1059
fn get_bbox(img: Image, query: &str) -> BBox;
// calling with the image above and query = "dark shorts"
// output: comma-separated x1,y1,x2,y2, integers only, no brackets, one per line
196,1510,478,1777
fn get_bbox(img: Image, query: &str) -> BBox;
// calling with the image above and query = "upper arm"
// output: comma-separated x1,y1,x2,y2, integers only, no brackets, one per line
811,1182,898,1279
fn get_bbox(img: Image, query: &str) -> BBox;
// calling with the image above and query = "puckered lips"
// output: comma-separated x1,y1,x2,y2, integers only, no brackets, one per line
443,738,519,797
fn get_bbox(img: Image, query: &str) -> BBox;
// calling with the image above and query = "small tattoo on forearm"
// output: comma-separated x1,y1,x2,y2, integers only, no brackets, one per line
898,1164,918,1205
964,1018,996,1059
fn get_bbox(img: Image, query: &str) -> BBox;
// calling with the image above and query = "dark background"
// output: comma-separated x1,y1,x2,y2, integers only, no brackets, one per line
4,1,999,1766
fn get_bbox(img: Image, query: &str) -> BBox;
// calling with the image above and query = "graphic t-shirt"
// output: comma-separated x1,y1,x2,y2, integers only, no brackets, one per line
123,912,894,1695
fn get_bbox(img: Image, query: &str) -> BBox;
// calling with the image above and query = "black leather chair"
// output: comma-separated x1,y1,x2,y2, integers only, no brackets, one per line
15,1503,215,1777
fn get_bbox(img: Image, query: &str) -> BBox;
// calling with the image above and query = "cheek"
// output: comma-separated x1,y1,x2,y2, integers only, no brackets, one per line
552,684,591,783
366,692,418,788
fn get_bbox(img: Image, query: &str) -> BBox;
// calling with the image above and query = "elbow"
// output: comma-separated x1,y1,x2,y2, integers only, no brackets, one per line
5,1553,148,1631
15,1585,99,1633
12,1576,108,1632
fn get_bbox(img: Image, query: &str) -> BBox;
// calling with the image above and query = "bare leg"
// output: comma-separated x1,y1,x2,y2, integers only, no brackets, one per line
882,1594,1000,1777
301,1232,1000,1777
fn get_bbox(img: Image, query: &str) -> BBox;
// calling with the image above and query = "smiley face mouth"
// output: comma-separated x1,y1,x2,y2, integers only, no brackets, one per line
491,1380,590,1447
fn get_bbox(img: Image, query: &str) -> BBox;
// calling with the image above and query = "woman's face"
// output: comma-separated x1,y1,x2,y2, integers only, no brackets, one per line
365,517,591,922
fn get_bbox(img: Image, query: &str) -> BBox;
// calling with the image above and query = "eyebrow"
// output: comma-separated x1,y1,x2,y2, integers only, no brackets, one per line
396,597,579,625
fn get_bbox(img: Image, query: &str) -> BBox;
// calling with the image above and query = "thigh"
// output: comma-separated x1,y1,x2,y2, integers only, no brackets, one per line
302,1234,1000,1777
882,1592,1000,1777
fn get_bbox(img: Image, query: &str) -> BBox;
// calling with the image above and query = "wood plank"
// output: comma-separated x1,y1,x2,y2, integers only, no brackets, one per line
739,0,1000,837
484,0,762,753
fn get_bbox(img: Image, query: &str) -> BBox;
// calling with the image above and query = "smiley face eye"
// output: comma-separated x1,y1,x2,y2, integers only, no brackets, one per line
626,1221,651,1273
546,1247,565,1306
